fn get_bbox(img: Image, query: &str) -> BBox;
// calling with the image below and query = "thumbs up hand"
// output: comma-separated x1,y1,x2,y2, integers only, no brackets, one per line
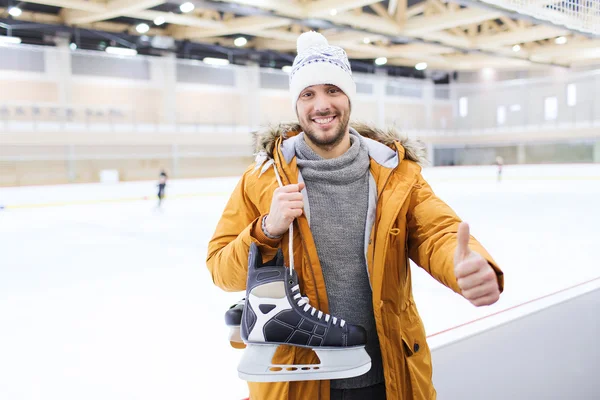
454,222,500,307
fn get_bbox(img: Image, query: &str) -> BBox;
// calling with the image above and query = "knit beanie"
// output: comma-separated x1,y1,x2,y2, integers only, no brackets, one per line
289,31,356,112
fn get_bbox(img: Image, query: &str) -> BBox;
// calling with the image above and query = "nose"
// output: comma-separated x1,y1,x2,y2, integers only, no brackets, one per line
312,92,331,115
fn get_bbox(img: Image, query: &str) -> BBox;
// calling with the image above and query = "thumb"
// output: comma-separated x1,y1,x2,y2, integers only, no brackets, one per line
455,222,471,261
297,182,305,192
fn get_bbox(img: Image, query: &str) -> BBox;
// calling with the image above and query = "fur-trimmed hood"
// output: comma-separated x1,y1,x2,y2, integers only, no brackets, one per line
251,122,427,166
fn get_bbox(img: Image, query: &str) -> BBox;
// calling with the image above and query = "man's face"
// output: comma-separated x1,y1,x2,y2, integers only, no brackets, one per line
296,84,350,149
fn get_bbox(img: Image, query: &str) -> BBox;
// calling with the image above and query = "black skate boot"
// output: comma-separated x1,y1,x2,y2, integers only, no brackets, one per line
237,242,371,382
224,298,244,343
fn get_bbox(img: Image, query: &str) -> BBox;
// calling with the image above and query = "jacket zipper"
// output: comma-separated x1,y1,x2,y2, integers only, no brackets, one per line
378,176,417,395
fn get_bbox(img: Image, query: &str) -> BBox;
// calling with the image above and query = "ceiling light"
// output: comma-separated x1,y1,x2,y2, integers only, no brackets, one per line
180,2,194,13
374,57,387,66
512,44,521,52
415,62,427,71
0,36,21,45
136,23,150,34
509,104,521,112
154,16,165,26
363,37,371,44
69,42,77,51
234,37,247,47
555,36,567,45
105,46,138,56
282,66,292,73
482,67,496,80
8,7,22,17
329,9,338,16
203,57,229,66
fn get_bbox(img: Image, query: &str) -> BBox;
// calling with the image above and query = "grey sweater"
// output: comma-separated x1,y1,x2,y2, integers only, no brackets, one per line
295,132,384,389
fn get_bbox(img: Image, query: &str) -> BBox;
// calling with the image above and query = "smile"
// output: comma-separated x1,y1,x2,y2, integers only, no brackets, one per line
312,116,336,125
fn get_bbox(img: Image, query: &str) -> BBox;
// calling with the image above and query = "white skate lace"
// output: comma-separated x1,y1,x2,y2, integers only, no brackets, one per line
291,285,346,327
271,164,346,329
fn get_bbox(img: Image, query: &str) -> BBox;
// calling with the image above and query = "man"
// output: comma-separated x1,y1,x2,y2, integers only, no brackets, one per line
207,31,503,400
496,156,504,182
157,170,167,208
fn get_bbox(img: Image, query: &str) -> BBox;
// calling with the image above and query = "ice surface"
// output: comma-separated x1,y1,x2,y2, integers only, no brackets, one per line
1,164,598,399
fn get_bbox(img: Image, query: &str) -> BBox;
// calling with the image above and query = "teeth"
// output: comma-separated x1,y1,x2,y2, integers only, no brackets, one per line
314,117,334,124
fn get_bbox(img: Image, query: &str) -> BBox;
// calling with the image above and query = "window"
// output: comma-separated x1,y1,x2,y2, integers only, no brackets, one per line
544,97,558,121
497,106,506,125
459,97,468,117
567,84,576,107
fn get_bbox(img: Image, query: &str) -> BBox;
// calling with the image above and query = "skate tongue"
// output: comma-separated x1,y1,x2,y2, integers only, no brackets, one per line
261,248,285,268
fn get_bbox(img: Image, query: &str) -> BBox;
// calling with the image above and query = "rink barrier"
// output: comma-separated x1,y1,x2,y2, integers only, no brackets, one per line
429,276,600,399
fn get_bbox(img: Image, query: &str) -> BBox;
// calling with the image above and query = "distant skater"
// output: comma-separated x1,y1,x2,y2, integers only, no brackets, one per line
157,170,168,207
496,156,504,182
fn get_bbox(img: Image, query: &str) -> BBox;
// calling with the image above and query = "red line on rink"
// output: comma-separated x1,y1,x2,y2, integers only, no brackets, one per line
427,276,600,338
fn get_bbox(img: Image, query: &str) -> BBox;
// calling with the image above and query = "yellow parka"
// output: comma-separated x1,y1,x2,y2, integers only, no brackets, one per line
207,123,503,400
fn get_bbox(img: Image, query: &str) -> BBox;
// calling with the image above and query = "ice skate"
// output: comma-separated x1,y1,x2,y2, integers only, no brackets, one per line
237,242,371,382
224,298,244,343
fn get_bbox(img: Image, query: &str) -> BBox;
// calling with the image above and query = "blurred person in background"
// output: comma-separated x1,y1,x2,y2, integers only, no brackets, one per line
496,156,504,182
157,170,168,208
207,31,504,400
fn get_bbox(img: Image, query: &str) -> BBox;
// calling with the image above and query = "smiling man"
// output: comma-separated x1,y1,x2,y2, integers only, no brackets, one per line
207,31,504,400
295,83,351,158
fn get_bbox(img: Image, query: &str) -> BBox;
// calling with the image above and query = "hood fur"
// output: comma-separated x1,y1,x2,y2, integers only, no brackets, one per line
251,122,428,166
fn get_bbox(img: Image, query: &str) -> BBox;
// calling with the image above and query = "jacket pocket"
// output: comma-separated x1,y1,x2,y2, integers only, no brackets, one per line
401,301,434,399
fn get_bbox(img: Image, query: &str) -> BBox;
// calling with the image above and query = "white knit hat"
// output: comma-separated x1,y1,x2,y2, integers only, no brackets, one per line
289,31,356,111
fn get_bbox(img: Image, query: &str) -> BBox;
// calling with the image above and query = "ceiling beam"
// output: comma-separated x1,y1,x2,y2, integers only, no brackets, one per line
388,42,456,55
62,0,165,25
473,24,569,47
217,0,385,19
0,7,61,24
305,0,384,17
125,10,224,28
499,16,519,31
253,37,295,52
82,20,163,36
369,3,393,20
529,39,600,59
232,27,299,42
329,11,401,35
421,30,472,48
388,0,398,15
404,8,502,35
406,2,426,18
450,27,467,37
170,16,292,39
0,7,157,35
427,0,447,14
395,0,407,23
20,0,104,13
214,0,305,18
443,53,545,70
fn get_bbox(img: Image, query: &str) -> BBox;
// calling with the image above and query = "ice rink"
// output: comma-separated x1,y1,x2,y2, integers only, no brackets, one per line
1,164,599,400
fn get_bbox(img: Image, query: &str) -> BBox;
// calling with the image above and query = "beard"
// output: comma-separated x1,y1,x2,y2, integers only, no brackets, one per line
301,108,350,149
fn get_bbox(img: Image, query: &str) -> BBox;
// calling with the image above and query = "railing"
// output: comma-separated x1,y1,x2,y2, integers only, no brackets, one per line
0,102,252,134
1,93,600,139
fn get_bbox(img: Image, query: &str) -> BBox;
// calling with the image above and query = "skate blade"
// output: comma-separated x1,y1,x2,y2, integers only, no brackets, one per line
237,344,371,382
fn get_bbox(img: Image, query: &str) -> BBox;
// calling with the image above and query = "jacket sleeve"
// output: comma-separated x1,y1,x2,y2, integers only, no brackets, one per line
206,169,282,292
406,173,504,295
